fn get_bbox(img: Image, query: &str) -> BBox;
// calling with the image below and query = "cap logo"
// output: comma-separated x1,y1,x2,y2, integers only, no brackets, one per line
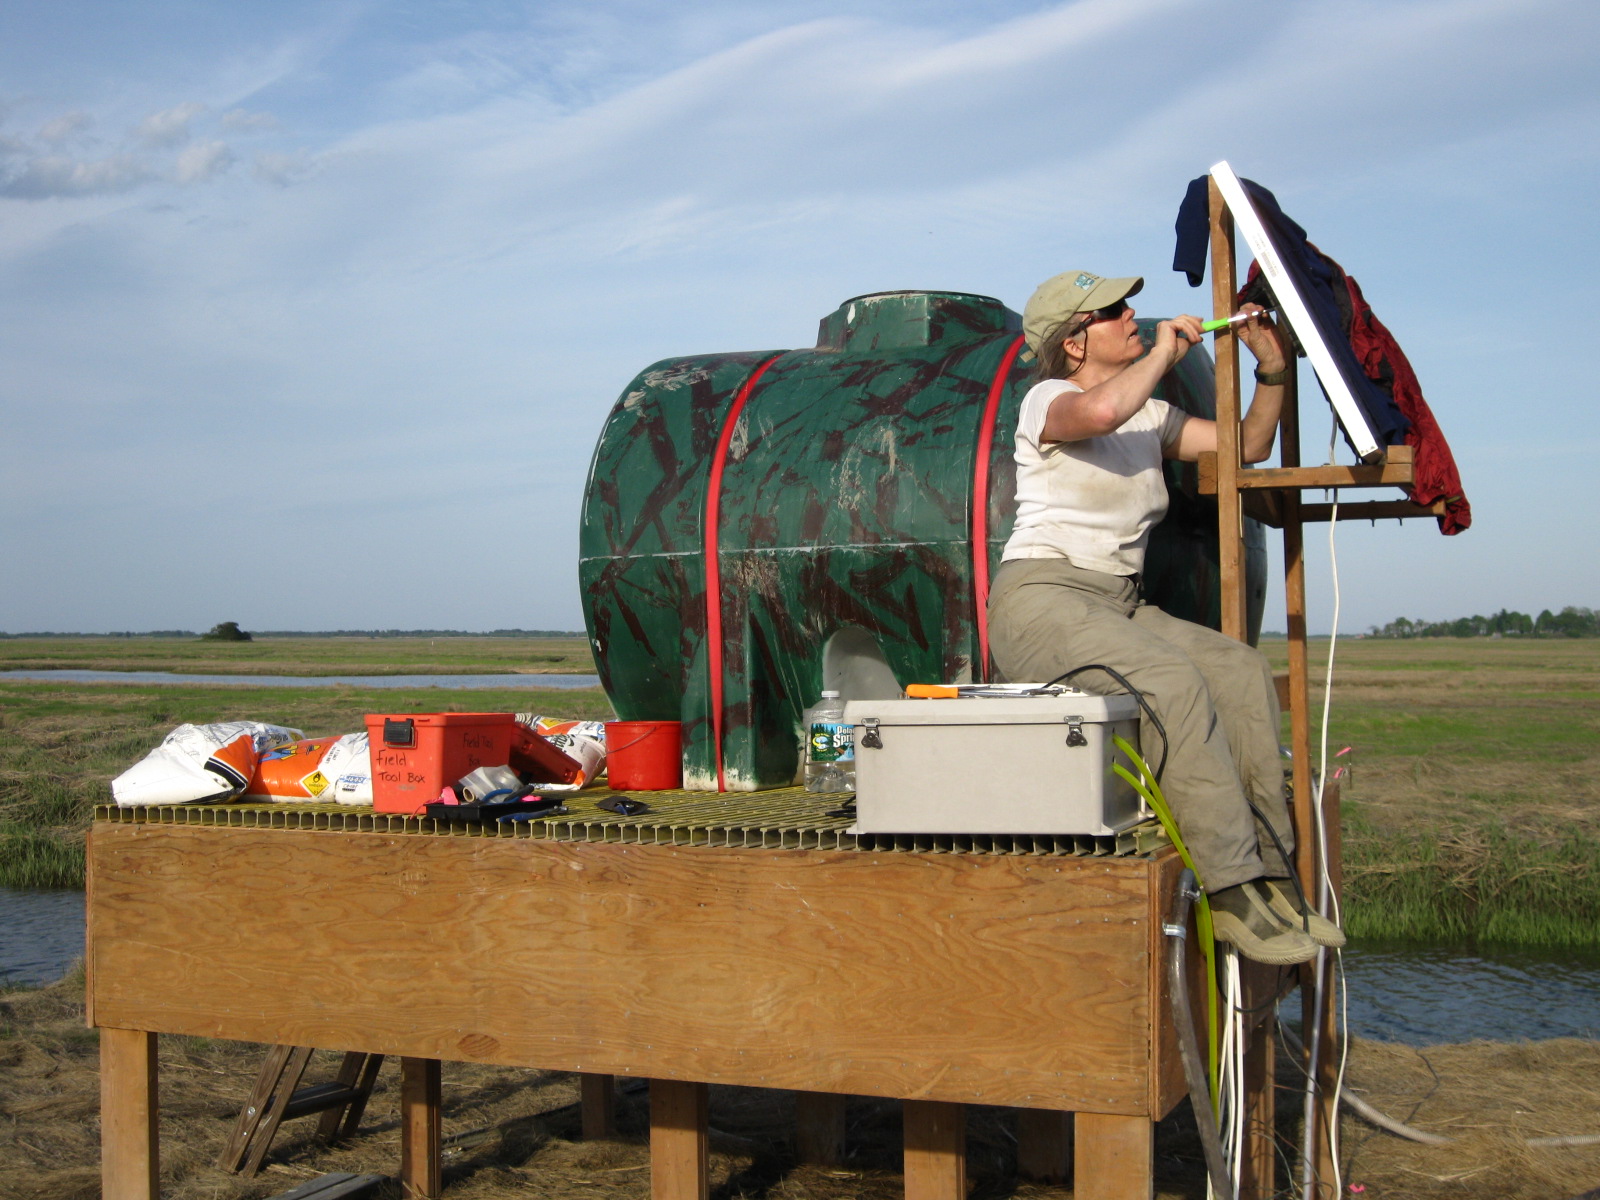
1074,273,1099,290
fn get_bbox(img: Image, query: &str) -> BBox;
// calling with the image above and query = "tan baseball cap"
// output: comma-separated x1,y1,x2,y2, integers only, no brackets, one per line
1022,270,1144,356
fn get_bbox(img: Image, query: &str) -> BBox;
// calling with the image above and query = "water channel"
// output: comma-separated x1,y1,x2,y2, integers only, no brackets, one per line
3,887,1594,1044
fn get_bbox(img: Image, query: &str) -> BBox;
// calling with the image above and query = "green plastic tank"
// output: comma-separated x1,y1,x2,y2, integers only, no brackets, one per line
579,290,1266,791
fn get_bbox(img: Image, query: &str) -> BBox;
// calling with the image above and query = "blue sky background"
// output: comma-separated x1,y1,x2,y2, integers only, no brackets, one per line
2,0,1595,636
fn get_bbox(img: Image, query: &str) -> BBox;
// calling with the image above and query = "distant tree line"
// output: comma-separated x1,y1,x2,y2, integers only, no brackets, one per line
1368,607,1600,638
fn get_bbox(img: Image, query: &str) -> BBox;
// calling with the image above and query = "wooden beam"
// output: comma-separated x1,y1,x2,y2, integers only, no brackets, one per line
1016,1108,1072,1185
903,1100,965,1200
1073,1112,1152,1200
1209,175,1247,643
1197,450,1415,494
581,1073,618,1140
794,1091,847,1165
1299,499,1446,523
651,1079,709,1200
399,1057,441,1200
100,1028,159,1200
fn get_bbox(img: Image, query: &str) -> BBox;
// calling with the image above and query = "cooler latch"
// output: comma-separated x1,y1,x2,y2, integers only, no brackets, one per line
1063,715,1087,747
382,718,417,748
860,718,882,749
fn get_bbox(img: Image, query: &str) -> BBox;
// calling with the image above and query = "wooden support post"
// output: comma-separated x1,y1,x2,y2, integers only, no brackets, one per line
399,1057,441,1200
1073,1112,1151,1200
1239,1023,1278,1199
794,1091,847,1165
651,1079,709,1200
580,1073,617,1140
1208,175,1247,643
902,1099,965,1200
1016,1108,1072,1185
101,1028,159,1200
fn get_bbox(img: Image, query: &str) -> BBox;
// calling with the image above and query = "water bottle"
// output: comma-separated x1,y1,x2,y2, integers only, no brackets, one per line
801,690,855,793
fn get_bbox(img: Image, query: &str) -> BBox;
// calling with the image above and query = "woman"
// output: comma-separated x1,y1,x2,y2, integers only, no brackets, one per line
988,268,1342,965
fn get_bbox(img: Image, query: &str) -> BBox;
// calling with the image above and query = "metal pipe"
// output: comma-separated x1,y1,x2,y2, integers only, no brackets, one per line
1167,869,1234,1198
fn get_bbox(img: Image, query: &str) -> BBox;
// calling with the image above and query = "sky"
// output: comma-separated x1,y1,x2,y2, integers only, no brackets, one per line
1,0,1596,637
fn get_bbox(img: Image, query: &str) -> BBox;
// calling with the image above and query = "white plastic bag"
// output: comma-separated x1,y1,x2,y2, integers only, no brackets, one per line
112,721,304,807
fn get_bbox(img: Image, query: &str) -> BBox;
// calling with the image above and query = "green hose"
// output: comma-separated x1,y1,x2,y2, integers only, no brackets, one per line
1112,734,1221,1103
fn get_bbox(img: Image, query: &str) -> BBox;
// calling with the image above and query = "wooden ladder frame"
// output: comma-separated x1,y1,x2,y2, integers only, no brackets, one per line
219,1046,385,1176
1203,175,1443,1198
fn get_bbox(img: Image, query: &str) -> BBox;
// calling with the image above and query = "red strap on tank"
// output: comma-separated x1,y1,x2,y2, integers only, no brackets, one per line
971,334,1026,682
705,354,783,791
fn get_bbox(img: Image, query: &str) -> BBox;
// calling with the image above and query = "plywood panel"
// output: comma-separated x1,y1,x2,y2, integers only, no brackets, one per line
88,826,1164,1113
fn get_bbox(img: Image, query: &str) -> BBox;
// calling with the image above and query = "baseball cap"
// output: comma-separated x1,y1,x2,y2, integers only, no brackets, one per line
1021,270,1144,356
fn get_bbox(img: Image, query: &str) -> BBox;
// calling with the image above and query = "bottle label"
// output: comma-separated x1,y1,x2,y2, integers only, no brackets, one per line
808,721,854,763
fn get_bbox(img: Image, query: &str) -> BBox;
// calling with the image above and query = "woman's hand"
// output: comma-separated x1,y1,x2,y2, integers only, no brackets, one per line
1235,304,1287,373
1154,314,1206,367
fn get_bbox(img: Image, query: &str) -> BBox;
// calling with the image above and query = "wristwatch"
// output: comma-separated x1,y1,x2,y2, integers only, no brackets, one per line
1253,366,1291,386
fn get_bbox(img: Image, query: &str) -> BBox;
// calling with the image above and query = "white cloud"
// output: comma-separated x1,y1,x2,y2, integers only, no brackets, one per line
38,110,93,143
136,101,206,147
175,140,233,184
253,149,312,186
221,108,279,133
0,153,152,199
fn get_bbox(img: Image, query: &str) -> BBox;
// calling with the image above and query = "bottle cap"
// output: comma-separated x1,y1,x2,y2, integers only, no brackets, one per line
820,690,840,698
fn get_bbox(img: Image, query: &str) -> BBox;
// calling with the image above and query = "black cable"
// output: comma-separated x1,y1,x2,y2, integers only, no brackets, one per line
1043,663,1169,782
1245,797,1315,931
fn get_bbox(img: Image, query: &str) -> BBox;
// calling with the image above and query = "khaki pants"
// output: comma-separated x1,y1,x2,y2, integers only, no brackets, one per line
988,558,1293,891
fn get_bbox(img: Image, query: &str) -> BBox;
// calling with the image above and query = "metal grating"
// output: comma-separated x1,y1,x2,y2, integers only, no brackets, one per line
94,787,1168,857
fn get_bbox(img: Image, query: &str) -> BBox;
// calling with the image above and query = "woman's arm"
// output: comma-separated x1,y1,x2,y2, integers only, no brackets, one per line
1040,315,1204,443
1165,306,1288,464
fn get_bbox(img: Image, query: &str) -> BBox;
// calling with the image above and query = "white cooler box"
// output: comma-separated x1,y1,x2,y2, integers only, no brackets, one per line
843,691,1146,835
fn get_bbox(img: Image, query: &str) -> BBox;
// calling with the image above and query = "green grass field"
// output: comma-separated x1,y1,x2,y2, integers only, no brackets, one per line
0,637,611,889
0,635,595,675
1261,637,1600,948
3,635,1597,949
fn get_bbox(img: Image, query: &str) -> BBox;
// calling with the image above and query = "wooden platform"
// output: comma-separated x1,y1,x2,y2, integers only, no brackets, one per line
89,796,1191,1200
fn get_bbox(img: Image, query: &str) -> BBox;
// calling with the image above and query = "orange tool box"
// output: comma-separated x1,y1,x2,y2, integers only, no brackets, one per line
366,712,520,814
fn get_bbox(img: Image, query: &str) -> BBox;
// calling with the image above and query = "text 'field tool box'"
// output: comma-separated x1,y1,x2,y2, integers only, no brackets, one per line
843,692,1146,835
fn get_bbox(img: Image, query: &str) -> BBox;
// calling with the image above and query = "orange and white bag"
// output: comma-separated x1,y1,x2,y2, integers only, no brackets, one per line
112,722,304,806
242,733,372,805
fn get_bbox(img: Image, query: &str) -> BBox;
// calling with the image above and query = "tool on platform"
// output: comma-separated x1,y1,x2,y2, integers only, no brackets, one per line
1200,308,1275,333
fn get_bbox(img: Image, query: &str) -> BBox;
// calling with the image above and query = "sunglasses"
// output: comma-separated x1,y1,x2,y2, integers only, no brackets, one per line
1074,299,1129,333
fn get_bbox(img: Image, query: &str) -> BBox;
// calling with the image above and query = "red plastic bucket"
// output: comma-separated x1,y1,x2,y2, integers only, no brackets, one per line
605,721,683,790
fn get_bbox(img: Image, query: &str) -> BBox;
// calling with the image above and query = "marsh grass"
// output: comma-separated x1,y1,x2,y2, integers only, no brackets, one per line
0,675,613,888
1262,637,1600,949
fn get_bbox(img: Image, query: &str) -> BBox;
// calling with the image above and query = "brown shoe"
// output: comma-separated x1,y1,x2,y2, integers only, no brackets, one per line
1208,882,1319,964
1259,879,1346,948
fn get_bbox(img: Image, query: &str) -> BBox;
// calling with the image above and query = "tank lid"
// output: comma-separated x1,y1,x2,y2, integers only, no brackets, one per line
816,290,1020,352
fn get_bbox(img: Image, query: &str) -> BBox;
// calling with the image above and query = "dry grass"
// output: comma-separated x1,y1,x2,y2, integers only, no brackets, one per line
1336,1036,1600,1199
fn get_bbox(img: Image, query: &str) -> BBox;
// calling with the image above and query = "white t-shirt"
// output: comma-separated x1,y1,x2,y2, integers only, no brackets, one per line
1001,379,1188,576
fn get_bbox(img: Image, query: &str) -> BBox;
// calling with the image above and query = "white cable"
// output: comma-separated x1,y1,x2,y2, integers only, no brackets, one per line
1300,417,1349,1199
